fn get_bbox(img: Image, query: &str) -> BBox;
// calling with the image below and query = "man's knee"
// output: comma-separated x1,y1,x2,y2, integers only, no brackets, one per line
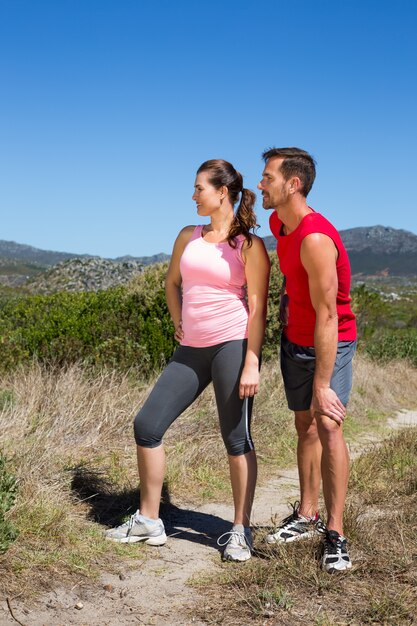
315,413,344,443
294,410,317,438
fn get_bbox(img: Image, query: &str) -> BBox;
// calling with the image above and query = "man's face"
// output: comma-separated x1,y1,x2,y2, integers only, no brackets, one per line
258,157,290,210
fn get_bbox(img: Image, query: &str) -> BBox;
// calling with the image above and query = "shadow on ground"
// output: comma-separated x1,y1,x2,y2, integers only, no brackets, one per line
69,463,230,552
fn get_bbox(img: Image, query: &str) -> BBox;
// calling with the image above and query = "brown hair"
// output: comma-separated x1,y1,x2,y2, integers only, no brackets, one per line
262,147,316,197
196,159,258,247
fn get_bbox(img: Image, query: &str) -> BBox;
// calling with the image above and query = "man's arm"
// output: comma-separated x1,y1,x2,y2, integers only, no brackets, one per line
300,233,346,424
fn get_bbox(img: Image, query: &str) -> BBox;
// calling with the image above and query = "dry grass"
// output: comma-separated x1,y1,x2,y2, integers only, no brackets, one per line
0,354,416,599
194,427,417,626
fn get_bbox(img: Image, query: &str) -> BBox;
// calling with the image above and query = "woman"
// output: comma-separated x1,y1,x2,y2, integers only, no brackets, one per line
106,159,270,561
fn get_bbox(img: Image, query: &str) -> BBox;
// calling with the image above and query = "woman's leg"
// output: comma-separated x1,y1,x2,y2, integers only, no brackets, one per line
228,448,257,526
211,340,257,527
136,444,166,519
133,346,211,518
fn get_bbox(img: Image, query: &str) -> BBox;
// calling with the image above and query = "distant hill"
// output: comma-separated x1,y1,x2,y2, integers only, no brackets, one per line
1,225,416,293
0,240,169,267
0,240,84,267
264,225,417,277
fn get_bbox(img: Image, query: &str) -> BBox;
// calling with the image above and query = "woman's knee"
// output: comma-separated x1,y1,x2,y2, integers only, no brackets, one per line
133,411,163,448
223,434,254,456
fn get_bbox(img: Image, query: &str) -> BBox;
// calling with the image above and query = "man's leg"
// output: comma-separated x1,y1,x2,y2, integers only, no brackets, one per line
294,410,322,519
315,414,349,535
265,338,325,544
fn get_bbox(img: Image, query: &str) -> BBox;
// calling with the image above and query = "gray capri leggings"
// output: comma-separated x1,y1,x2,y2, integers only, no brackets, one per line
133,339,255,456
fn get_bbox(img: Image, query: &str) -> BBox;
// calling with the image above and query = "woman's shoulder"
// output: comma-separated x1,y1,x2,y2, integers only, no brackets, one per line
177,224,198,242
241,233,270,265
242,233,268,250
179,224,197,235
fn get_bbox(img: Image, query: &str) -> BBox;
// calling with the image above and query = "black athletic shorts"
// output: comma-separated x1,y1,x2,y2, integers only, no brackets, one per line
280,333,356,411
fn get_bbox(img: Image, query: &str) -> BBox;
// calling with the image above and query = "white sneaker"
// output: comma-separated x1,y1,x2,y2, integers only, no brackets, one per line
105,511,167,546
321,530,352,573
265,501,325,544
217,524,252,562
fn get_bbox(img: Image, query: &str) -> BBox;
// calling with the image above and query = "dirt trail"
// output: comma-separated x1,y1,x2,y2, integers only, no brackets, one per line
1,409,416,626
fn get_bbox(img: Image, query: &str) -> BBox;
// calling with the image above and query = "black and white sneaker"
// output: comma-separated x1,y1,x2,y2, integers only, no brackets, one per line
265,501,325,544
321,529,352,573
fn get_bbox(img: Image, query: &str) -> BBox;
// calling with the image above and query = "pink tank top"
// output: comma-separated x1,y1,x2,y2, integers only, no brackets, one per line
179,225,249,347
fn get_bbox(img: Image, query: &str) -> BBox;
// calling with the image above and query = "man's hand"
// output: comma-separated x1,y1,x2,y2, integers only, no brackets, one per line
311,386,346,424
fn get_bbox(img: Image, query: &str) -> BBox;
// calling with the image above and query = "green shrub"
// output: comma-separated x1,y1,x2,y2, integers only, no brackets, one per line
0,454,18,553
0,259,283,374
1,258,415,374
363,327,417,366
263,254,283,360
0,264,176,376
351,284,389,339
351,284,417,365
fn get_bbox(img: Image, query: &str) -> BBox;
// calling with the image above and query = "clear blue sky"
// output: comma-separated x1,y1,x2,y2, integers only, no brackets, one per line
1,0,416,258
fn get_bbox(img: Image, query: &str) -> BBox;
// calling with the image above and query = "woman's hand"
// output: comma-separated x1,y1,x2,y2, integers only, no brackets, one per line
239,363,260,399
165,226,194,345
174,320,184,342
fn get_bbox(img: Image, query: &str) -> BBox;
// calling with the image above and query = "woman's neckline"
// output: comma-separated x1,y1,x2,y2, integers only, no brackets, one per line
199,224,231,245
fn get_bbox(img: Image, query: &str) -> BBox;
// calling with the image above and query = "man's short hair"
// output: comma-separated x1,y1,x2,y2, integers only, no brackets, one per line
262,147,316,197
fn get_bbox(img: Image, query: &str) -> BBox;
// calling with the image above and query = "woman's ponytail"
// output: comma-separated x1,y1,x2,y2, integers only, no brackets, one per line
227,186,258,248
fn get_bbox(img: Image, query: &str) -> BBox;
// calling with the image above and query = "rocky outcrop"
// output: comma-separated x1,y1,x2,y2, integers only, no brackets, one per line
26,257,144,294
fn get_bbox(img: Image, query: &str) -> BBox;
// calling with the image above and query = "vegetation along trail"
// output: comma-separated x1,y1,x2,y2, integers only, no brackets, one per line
1,359,416,626
1,259,416,624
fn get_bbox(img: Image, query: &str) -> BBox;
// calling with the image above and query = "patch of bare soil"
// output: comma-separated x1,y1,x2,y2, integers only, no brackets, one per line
1,410,416,626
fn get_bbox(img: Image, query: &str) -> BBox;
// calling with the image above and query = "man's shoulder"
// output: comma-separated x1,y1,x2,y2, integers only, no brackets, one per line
269,211,281,237
302,212,341,238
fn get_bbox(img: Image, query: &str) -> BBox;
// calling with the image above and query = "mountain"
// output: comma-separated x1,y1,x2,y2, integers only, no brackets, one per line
1,225,416,293
0,240,169,267
263,225,417,276
0,240,84,267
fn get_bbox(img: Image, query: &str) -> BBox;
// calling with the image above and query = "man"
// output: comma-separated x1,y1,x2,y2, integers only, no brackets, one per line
258,147,357,572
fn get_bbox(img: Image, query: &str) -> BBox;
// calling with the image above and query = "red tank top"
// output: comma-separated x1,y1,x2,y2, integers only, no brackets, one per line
269,210,356,346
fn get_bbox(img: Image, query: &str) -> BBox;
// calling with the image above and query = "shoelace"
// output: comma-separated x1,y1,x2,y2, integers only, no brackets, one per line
323,531,342,554
217,530,249,548
279,501,321,531
277,500,302,528
119,514,136,536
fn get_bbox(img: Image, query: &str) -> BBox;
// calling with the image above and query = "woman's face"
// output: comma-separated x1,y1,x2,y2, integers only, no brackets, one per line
192,171,223,216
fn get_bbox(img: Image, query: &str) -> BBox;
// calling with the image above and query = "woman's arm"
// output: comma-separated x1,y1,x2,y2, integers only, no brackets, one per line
240,236,271,398
165,226,194,342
